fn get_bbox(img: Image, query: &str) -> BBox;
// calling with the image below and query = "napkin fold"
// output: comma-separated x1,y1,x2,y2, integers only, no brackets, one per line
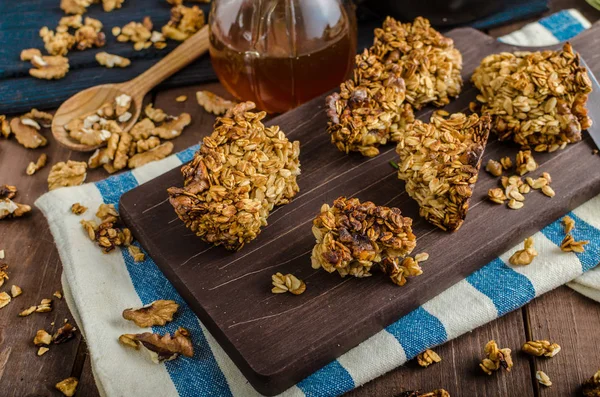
35,9,600,397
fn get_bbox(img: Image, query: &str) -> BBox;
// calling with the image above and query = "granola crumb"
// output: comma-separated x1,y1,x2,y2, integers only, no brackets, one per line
37,346,50,356
55,377,78,397
127,245,145,262
593,149,599,155
416,349,441,367
522,340,561,357
11,285,22,298
560,234,589,253
536,370,552,387
71,203,87,215
541,185,555,198
19,306,37,317
175,95,187,102
509,237,537,266
26,153,48,175
485,159,503,177
271,273,306,295
0,292,11,309
53,290,63,299
35,298,53,313
562,215,575,234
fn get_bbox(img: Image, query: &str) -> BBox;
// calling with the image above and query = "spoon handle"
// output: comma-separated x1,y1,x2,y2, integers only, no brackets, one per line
122,25,211,98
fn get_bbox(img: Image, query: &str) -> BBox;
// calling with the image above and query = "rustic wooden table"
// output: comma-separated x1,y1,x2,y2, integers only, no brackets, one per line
1,1,600,396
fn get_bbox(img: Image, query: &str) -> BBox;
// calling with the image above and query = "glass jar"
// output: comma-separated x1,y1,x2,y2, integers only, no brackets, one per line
209,0,357,113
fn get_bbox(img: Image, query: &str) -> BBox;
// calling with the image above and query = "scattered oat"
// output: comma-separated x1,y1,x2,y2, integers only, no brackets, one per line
271,273,306,295
123,299,179,327
522,340,561,357
488,187,508,204
48,161,87,191
112,26,121,36
500,156,513,170
562,215,575,233
29,53,70,80
593,149,599,155
175,95,187,102
119,327,193,363
542,185,555,198
96,52,131,68
102,0,125,12
55,377,78,397
485,159,503,177
417,349,441,368
515,150,538,176
196,90,236,115
19,306,37,317
536,370,552,387
560,234,589,253
61,0,92,14
36,298,53,313
0,264,8,288
34,329,53,346
0,292,11,309
53,290,63,299
71,203,87,215
479,340,513,375
509,237,538,266
414,252,429,262
11,285,22,298
127,245,145,262
26,153,48,176
508,199,524,210
37,347,50,356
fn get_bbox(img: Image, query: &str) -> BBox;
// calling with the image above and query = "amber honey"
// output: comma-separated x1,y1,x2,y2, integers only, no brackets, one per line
209,2,357,113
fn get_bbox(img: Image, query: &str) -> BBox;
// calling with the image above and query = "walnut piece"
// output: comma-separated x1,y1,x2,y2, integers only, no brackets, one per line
81,203,134,253
26,153,48,176
536,370,552,387
479,340,513,375
522,340,561,357
0,199,32,220
53,323,77,344
122,299,179,327
0,264,8,288
39,26,75,56
509,237,538,266
515,150,538,176
153,113,191,140
36,298,53,313
162,5,205,41
416,349,441,367
61,0,92,14
271,273,306,295
9,117,47,149
311,197,417,285
118,20,152,50
119,327,193,363
144,103,167,123
71,203,87,215
127,141,174,168
96,52,131,68
196,90,236,115
20,48,42,61
560,234,589,253
55,377,78,397
34,329,53,346
0,292,10,309
75,18,106,51
11,285,22,298
48,161,87,191
0,185,17,200
128,245,146,262
485,159,503,177
102,0,125,12
29,54,70,80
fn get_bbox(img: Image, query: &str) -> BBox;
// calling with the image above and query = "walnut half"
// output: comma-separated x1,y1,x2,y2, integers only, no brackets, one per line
119,327,193,363
122,299,179,327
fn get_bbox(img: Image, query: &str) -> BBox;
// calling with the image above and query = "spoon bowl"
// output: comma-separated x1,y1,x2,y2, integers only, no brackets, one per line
51,25,210,152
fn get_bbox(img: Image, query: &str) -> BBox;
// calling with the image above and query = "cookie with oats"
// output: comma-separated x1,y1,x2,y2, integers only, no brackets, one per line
395,112,492,231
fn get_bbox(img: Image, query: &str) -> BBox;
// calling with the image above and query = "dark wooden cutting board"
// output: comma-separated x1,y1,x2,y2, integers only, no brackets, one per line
120,27,600,396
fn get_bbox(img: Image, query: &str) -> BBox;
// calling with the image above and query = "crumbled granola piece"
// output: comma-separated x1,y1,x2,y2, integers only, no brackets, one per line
34,329,53,346
122,299,179,327
53,323,76,344
485,159,503,177
396,113,492,231
515,150,538,176
196,91,236,115
168,102,301,250
509,237,538,266
0,116,10,139
488,188,507,204
372,17,462,109
522,340,561,357
102,0,125,12
36,298,53,313
61,0,92,14
26,153,48,176
54,290,63,299
162,5,205,41
37,347,50,356
583,370,600,397
127,245,146,262
96,51,130,68
39,26,76,56
0,199,32,220
29,54,70,80
526,176,548,190
80,219,97,240
55,377,78,397
417,349,441,367
479,340,513,375
472,43,592,151
508,199,524,210
0,292,10,309
536,370,552,387
19,306,37,317
382,256,424,286
71,203,87,215
326,49,409,157
119,327,193,363
10,285,22,298
560,234,589,253
48,161,87,191
311,197,417,284
562,215,575,233
500,156,513,170
271,273,306,295
9,117,47,149
144,103,167,123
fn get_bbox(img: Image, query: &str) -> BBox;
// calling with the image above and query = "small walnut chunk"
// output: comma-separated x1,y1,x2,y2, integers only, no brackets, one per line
74,18,106,51
29,54,70,80
0,263,8,288
102,0,125,12
37,347,50,356
55,377,78,397
34,329,52,346
48,161,87,191
522,340,561,357
128,142,174,168
271,273,306,295
11,285,22,298
416,349,441,367
36,298,53,313
122,299,179,327
500,156,513,170
10,117,47,149
562,215,575,233
153,113,191,140
71,203,87,215
144,103,168,123
21,48,42,61
536,370,552,387
485,159,503,177
196,91,236,115
128,245,145,262
175,95,187,102
0,185,17,200
509,237,537,266
119,327,193,363
0,199,32,220
515,150,538,176
488,188,507,204
96,52,130,68
26,153,48,176
560,234,589,253
479,340,513,375
0,292,10,309
53,323,76,344
162,5,205,41
39,26,75,56
61,0,92,14
54,290,63,299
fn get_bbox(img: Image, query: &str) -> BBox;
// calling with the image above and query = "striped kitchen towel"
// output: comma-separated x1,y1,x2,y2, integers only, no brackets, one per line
35,10,599,397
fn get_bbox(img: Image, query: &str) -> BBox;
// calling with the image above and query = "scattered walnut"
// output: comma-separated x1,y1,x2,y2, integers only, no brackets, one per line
0,199,32,220
196,91,236,115
509,237,537,266
0,263,8,288
398,390,450,397
39,26,75,56
271,273,306,295
522,340,561,357
21,48,42,61
162,5,205,41
9,117,47,149
0,292,10,309
122,299,179,327
135,136,160,153
71,203,87,215
36,298,53,313
48,161,87,191
0,185,17,200
102,0,125,12
583,370,600,397
562,215,575,233
127,141,174,169
560,234,589,253
29,54,70,80
479,340,513,375
59,14,83,29
53,323,77,344
34,329,53,346
416,349,441,367
500,156,513,170
19,306,37,317
11,285,22,298
82,203,133,252
26,153,48,176
37,347,50,356
96,52,130,68
153,113,191,140
118,20,152,49
127,245,146,262
515,150,538,176
536,370,552,387
55,377,78,397
61,0,92,14
485,159,503,177
144,103,167,123
75,18,106,50
119,327,193,363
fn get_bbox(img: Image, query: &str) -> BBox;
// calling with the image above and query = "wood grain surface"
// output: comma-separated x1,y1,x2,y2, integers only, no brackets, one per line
119,27,600,395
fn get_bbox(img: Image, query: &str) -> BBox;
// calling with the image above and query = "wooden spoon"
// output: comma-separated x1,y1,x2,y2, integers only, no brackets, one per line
52,25,210,152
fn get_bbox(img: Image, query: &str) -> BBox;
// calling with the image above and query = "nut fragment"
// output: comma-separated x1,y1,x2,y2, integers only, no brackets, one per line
144,103,167,123
153,113,191,140
583,370,600,397
488,188,507,204
127,142,174,168
500,156,513,170
123,299,179,327
119,328,193,363
61,0,92,14
175,95,187,102
0,263,8,288
0,292,10,309
541,185,555,198
0,185,17,200
29,54,70,80
0,199,32,220
36,298,53,313
485,159,503,177
196,91,236,115
507,199,524,210
479,340,513,375
536,370,552,387
53,323,77,344
128,245,146,262
515,150,538,176
562,215,575,233
162,5,205,41
19,306,37,317
74,18,106,51
10,285,22,298
34,330,53,346
37,347,50,356
39,26,75,56
71,203,87,215
26,153,48,176
102,0,125,12
96,52,131,68
55,377,78,397
48,161,87,191
271,273,306,295
54,290,63,299
509,236,538,266
522,340,561,357
10,117,47,149
416,349,441,367
560,234,589,253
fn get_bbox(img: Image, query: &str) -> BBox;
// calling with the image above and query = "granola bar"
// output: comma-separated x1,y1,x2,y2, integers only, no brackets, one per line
168,102,300,251
395,112,492,231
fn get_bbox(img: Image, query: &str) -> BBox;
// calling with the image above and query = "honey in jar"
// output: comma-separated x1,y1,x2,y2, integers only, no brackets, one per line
209,0,357,113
